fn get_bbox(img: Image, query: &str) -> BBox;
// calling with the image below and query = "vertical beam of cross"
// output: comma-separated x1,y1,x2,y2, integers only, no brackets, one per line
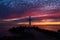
29,16,31,26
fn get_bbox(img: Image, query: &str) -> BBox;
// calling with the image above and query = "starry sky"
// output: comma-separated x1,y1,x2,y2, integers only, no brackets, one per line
0,0,60,33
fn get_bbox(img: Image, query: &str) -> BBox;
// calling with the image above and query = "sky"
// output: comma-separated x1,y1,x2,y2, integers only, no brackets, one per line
0,0,60,20
0,0,60,32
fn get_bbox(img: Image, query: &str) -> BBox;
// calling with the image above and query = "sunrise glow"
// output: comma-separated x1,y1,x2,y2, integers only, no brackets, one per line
18,21,60,25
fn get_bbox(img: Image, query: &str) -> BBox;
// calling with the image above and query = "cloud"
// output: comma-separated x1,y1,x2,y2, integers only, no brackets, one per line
0,0,60,19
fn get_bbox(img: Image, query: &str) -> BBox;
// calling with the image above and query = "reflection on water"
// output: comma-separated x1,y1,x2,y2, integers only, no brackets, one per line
0,23,60,37
38,25,60,32
17,22,60,32
0,23,20,37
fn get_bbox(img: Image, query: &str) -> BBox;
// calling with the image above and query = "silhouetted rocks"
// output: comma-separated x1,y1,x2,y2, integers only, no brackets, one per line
0,25,60,40
58,30,60,33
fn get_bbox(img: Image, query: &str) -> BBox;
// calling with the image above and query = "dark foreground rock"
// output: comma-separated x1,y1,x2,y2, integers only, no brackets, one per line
0,26,60,40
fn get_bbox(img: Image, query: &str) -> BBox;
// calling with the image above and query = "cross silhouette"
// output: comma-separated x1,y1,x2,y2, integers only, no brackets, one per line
29,16,31,26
